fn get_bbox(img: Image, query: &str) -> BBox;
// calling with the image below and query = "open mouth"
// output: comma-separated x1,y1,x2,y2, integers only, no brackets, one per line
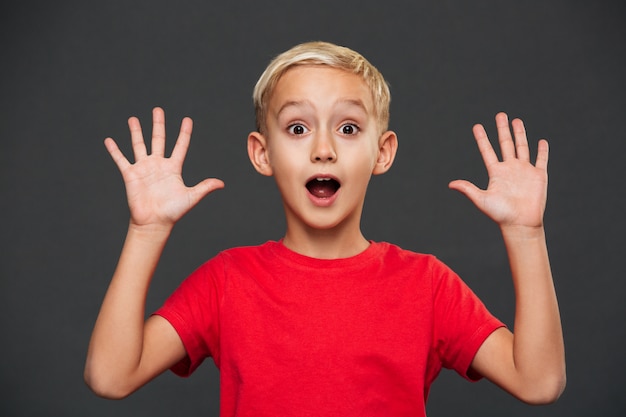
306,177,340,199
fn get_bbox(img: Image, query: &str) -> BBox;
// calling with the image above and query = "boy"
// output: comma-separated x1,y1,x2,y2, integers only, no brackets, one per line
85,42,565,415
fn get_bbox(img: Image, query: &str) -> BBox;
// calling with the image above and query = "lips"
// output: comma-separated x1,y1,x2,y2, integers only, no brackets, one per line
306,176,340,199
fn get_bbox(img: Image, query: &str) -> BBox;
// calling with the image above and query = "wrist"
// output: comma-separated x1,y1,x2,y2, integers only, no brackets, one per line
500,224,546,241
127,222,173,242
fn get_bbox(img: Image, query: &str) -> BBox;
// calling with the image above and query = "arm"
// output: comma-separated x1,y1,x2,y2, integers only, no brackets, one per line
448,112,566,404
84,108,224,399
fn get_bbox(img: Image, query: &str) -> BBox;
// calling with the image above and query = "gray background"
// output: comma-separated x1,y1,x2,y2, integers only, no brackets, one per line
1,0,624,416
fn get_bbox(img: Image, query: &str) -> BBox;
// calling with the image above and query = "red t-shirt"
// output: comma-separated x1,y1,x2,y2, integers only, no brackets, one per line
155,241,504,416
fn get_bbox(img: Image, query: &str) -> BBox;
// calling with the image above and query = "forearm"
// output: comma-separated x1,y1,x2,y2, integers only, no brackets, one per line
502,225,566,399
84,224,172,396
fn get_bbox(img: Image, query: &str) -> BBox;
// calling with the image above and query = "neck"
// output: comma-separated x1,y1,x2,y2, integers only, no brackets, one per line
282,223,370,259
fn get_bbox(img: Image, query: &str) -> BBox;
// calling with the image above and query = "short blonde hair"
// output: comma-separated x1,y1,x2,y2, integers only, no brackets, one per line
253,41,391,134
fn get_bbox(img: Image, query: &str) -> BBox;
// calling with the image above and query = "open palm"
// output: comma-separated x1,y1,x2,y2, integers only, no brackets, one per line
104,107,224,229
449,112,549,229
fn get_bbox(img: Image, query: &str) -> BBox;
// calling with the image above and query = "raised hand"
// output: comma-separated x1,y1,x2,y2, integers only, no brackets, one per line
104,107,224,230
448,112,549,230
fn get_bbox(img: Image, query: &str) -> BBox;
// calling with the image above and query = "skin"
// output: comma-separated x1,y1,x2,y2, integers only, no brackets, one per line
248,66,397,259
84,67,565,403
451,115,566,403
84,110,221,398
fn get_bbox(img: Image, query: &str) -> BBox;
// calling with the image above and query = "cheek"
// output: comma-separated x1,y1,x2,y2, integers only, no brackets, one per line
349,145,380,173
267,145,305,179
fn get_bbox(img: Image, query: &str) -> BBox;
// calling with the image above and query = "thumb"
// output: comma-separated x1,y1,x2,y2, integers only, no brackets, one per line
188,178,225,206
448,179,482,205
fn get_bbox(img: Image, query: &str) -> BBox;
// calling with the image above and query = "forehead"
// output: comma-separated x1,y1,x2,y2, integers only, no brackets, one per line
269,65,374,115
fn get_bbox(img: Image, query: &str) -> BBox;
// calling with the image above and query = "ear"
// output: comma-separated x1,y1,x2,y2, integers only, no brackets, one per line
372,130,398,175
247,131,273,176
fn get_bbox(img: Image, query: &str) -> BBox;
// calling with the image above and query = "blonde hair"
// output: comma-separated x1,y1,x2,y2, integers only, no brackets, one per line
253,41,391,134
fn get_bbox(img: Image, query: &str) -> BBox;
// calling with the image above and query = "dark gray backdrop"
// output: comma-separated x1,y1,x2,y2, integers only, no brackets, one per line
1,1,624,416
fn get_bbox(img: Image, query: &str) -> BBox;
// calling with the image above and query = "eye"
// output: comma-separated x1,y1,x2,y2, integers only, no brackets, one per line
287,123,309,135
338,123,359,135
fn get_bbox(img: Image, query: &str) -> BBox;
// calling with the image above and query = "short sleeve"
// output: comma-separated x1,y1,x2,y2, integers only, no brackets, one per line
430,259,505,381
153,256,223,377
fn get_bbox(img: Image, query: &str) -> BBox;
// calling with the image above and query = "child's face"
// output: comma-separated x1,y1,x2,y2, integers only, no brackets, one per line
250,65,396,233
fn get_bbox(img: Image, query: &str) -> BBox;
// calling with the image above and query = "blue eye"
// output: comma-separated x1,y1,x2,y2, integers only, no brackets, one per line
288,124,309,135
339,123,359,135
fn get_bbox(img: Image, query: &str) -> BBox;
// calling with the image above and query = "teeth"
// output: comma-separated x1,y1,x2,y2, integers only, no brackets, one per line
316,177,331,181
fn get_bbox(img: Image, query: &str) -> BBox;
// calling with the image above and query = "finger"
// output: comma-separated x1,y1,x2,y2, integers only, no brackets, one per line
128,116,147,160
151,107,166,157
511,118,530,162
170,117,194,164
535,139,549,170
104,137,131,171
495,112,516,161
448,179,484,206
188,178,225,207
472,123,499,168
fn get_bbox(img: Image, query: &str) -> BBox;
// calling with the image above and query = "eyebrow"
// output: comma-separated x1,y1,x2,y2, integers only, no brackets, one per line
336,98,369,114
275,98,369,118
276,100,311,118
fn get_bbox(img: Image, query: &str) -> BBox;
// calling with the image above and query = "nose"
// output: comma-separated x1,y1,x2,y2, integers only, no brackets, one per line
311,131,337,162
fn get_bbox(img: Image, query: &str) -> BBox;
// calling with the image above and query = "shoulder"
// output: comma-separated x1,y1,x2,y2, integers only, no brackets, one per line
195,241,282,277
374,242,472,294
217,241,279,257
372,241,446,272
215,240,279,264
